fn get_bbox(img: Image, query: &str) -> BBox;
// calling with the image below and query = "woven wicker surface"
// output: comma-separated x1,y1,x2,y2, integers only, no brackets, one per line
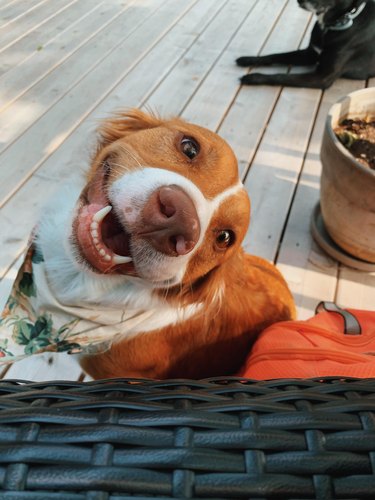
0,377,375,499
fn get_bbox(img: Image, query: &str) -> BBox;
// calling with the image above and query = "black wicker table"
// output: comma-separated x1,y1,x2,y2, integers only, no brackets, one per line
0,377,375,499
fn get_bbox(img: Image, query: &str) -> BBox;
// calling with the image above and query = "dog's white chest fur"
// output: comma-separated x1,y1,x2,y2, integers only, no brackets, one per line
36,183,201,340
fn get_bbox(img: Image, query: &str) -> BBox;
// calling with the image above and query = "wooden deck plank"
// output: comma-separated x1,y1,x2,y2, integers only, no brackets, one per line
217,1,311,181
182,0,287,130
0,0,76,56
0,0,96,77
0,0,60,48
211,2,315,263
336,268,375,310
242,86,320,261
0,0,44,28
0,0,21,12
0,0,189,208
0,1,24,14
0,0,135,130
145,0,256,116
0,0,218,283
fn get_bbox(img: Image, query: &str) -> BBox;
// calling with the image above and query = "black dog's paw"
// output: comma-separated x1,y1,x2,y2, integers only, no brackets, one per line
236,56,259,67
240,73,267,85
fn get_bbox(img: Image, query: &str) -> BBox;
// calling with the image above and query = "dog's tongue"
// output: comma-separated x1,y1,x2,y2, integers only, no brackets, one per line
76,203,132,274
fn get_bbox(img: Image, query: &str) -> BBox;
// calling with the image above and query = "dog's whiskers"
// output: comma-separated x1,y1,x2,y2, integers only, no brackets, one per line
109,162,131,175
117,144,143,169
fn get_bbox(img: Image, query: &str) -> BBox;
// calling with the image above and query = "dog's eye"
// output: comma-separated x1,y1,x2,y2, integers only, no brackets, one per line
216,230,235,249
180,137,200,160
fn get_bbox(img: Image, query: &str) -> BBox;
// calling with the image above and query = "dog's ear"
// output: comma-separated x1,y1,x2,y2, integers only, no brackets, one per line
98,108,163,146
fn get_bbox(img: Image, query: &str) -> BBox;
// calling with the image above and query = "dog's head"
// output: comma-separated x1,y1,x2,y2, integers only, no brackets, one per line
71,109,250,289
297,0,355,15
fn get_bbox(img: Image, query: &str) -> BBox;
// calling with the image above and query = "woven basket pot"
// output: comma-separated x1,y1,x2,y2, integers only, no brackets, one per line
1,377,375,499
320,87,375,263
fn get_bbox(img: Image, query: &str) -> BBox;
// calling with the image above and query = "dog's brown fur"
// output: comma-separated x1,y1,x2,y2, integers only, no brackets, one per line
79,110,295,379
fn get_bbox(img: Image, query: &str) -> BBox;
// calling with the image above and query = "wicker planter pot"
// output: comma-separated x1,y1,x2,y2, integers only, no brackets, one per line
320,87,375,263
1,377,375,499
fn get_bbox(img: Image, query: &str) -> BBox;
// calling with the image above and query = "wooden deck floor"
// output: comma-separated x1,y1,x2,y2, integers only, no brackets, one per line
0,0,374,381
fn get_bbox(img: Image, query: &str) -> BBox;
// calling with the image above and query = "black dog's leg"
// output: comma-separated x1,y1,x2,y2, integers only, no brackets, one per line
236,48,318,67
240,71,333,89
240,51,351,89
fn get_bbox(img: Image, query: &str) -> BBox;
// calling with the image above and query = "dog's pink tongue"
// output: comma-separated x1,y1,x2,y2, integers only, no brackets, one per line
76,204,115,273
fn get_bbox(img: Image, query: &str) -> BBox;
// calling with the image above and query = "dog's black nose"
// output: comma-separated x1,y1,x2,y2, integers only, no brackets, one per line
140,186,201,256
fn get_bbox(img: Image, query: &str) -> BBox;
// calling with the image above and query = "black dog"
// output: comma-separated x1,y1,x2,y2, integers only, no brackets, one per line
236,0,375,89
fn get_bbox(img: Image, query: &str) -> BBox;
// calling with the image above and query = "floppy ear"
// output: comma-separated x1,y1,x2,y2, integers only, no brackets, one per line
98,108,163,146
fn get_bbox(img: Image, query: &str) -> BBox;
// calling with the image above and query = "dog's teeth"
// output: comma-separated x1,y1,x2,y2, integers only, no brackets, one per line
113,255,133,264
89,206,131,266
93,205,112,222
96,245,111,261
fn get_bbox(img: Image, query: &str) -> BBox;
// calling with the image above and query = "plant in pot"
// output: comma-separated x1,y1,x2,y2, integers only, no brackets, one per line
312,87,375,271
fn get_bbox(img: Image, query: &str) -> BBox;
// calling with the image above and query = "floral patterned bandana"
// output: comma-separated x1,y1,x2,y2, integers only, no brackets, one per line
0,244,154,363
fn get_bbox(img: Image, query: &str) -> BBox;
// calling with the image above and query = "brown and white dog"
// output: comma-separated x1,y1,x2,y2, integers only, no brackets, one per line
37,109,295,379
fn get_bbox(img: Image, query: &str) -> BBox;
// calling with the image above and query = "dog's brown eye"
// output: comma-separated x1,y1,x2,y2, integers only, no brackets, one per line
216,230,235,249
181,137,200,160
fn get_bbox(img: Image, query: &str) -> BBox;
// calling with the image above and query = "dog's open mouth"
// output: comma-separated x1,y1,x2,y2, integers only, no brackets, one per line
73,172,135,275
75,204,134,275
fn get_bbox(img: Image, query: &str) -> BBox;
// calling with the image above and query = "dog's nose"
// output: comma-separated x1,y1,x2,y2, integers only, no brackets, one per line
141,185,200,256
